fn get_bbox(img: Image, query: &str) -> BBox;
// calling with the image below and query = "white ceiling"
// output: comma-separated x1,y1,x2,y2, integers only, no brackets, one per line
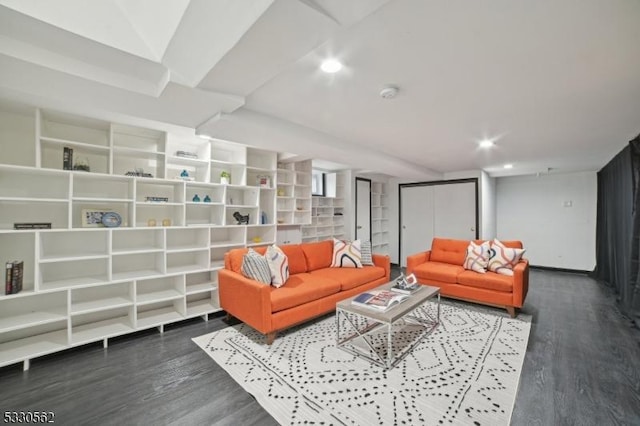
0,0,638,180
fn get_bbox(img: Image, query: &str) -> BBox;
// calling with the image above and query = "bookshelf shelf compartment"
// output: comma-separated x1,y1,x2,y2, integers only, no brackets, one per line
70,306,134,345
136,300,184,329
71,282,133,315
0,325,68,368
39,258,109,290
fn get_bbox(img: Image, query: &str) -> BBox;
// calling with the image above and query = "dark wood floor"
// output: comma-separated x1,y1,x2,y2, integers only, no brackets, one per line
1,268,639,425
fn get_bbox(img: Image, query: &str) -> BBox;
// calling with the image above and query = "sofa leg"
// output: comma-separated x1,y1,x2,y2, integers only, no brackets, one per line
266,332,276,345
225,313,234,322
506,306,517,318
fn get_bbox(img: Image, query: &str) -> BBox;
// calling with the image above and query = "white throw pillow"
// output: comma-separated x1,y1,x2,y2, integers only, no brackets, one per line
266,245,289,287
463,241,491,273
488,239,526,276
330,238,362,268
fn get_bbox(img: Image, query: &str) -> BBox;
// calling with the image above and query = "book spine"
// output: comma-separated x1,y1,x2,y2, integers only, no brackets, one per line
5,262,12,295
11,261,23,294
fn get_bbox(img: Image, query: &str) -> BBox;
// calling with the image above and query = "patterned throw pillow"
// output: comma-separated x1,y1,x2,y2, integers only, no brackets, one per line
266,245,289,288
360,240,374,266
241,249,271,284
463,241,491,273
488,239,526,276
331,239,362,268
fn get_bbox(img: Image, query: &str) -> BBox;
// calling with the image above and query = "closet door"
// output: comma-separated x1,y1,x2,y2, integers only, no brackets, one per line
433,182,477,240
400,185,434,267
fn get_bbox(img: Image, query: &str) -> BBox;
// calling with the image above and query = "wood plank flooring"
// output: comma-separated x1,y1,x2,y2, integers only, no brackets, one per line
1,269,639,425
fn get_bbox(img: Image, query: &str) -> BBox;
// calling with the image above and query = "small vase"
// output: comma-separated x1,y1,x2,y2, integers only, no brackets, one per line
221,176,229,185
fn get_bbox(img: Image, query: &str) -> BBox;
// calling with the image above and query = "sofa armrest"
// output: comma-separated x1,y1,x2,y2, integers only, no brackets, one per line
372,254,391,280
218,269,272,334
406,251,431,275
512,259,530,308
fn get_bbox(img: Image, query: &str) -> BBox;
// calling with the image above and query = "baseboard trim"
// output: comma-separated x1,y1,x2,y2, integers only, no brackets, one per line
530,265,591,275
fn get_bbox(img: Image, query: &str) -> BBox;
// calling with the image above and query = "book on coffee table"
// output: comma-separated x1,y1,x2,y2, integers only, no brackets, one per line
390,273,420,294
351,290,410,311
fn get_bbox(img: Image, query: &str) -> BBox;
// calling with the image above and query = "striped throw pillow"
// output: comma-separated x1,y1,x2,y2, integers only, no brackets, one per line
241,249,271,284
488,239,526,276
266,245,289,288
463,241,491,273
360,240,374,266
331,239,362,268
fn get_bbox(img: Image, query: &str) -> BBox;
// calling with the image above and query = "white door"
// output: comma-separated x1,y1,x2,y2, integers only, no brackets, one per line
433,182,477,240
400,185,435,267
355,178,371,242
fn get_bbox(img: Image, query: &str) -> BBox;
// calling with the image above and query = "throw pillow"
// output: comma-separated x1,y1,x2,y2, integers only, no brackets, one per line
360,240,374,266
331,238,363,268
241,249,271,284
463,241,491,273
266,245,289,287
488,239,526,276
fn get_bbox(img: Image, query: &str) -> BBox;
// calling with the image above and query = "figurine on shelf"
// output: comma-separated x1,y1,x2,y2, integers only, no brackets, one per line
192,194,201,202
233,211,250,225
203,195,211,202
73,157,90,172
220,171,231,185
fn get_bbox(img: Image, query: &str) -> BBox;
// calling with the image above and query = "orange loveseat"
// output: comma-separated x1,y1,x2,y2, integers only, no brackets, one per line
219,240,391,343
406,238,529,317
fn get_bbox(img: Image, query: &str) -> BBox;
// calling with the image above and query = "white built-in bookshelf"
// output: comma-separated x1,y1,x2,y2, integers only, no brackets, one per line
0,102,279,370
302,171,348,242
371,181,390,256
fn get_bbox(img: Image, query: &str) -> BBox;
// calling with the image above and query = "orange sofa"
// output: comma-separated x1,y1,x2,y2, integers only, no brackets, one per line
219,240,391,343
406,238,529,317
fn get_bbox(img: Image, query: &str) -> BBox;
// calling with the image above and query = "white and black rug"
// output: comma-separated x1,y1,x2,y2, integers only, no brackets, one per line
193,300,531,425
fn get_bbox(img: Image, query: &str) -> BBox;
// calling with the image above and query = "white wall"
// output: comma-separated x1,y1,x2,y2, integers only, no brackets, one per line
480,171,497,240
496,171,597,270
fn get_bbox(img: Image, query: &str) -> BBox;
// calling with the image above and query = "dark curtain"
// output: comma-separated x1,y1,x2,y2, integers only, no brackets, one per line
593,135,640,324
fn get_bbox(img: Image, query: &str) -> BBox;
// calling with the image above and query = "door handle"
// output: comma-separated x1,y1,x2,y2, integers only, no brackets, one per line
357,226,362,229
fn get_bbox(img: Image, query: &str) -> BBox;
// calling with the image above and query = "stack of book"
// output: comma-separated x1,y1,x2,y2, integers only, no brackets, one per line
5,260,24,295
391,273,420,294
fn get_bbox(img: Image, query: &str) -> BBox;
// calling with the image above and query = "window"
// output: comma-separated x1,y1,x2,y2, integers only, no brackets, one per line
312,170,325,196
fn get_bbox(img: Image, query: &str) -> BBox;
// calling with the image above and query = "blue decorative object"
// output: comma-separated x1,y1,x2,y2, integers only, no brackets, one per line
101,212,122,228
203,195,211,202
261,211,267,225
192,194,201,202
180,169,189,177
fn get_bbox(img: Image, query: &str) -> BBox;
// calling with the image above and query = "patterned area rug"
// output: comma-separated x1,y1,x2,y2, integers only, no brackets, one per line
193,300,531,425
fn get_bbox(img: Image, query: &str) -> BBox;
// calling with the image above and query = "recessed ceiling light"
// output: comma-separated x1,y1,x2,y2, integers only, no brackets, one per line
320,59,343,73
504,164,513,169
479,139,494,148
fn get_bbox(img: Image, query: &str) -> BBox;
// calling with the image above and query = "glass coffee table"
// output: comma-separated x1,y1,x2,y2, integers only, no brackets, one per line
336,282,440,370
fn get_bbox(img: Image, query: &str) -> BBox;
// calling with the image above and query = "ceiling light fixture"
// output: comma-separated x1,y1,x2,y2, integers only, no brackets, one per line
380,85,399,99
479,139,495,148
504,164,513,169
320,59,343,73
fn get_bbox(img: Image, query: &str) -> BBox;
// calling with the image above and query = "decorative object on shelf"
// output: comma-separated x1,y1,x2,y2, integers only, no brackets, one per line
101,212,122,228
261,211,267,225
178,169,194,181
203,195,211,202
162,218,172,226
257,175,271,188
252,237,262,243
192,194,201,202
147,218,157,227
233,211,250,225
13,222,52,230
176,150,198,159
63,147,73,170
277,189,285,196
81,209,113,227
220,171,231,185
125,168,153,178
73,157,90,172
145,196,169,202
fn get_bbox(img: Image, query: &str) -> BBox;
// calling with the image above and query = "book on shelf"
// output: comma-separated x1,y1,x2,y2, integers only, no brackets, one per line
5,260,23,295
63,146,73,170
351,290,409,311
391,273,420,294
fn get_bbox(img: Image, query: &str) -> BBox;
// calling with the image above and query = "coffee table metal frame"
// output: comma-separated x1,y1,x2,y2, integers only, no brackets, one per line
336,282,440,370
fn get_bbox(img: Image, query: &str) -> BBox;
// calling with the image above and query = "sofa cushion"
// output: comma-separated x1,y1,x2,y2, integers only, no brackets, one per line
279,244,307,274
463,241,491,273
310,266,386,291
270,273,341,312
330,238,362,268
301,240,334,271
457,270,513,292
488,239,526,276
241,249,271,284
430,238,470,265
413,261,463,284
266,245,289,288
